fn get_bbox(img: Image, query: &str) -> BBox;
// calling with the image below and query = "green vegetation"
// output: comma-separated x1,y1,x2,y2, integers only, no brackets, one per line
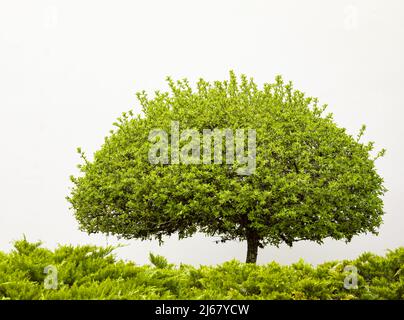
68,72,386,263
1,239,403,300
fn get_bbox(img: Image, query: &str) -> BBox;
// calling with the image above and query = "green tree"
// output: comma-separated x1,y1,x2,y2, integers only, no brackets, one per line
68,72,386,263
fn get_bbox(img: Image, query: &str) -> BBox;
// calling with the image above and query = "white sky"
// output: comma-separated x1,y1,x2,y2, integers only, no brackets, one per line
0,0,403,265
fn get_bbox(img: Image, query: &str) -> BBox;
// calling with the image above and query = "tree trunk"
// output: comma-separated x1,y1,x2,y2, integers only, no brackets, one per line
246,233,259,264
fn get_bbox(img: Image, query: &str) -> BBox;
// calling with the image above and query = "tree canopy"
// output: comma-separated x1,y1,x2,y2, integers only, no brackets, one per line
68,72,386,263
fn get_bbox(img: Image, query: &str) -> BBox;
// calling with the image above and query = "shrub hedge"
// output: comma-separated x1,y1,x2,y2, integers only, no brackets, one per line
0,239,403,300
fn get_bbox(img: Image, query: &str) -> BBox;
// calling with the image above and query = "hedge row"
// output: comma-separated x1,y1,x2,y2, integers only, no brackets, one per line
0,239,403,299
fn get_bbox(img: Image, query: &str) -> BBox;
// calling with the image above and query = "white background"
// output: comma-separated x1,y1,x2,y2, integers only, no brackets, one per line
0,0,403,265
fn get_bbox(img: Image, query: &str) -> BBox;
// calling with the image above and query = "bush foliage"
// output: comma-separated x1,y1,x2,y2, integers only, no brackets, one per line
0,239,403,300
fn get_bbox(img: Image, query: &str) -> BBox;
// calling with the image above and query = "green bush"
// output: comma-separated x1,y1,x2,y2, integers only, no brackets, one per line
0,239,402,300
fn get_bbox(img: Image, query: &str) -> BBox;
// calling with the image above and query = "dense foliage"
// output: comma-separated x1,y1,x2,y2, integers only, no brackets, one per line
1,239,403,300
68,72,386,263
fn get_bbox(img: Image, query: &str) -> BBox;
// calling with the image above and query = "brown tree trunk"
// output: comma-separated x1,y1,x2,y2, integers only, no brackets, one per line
246,233,259,264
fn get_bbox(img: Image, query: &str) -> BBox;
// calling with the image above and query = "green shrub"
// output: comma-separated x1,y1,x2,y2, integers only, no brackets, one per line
0,239,402,300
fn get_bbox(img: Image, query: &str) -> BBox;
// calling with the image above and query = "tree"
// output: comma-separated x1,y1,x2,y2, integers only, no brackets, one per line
68,72,386,264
